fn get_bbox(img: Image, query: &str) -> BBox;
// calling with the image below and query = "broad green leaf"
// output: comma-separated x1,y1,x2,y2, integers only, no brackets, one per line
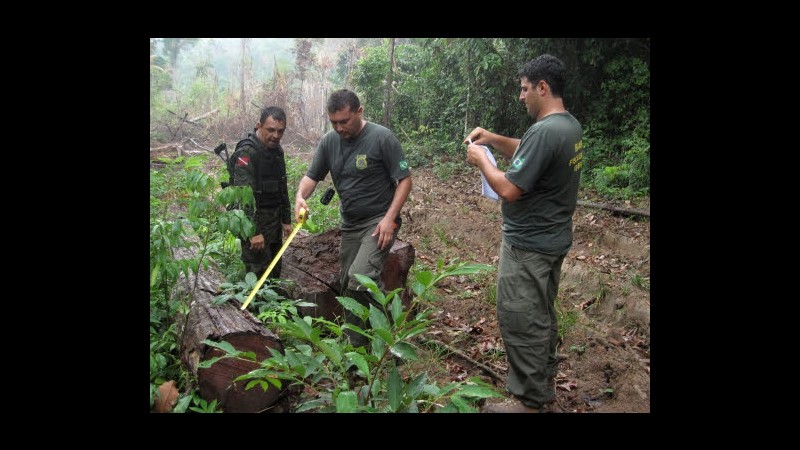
437,382,459,397
345,352,370,380
218,214,229,233
404,373,428,399
373,328,395,346
368,305,391,332
296,398,329,413
449,395,476,413
353,274,380,294
316,340,342,366
173,394,192,413
454,385,503,399
198,356,223,369
399,322,429,341
285,350,305,377
371,337,386,359
244,272,258,286
245,379,268,392
390,342,418,361
335,391,358,413
337,296,369,322
202,339,237,356
388,364,402,412
292,315,313,339
415,270,434,287
340,324,368,343
422,384,440,396
412,281,425,297
391,296,403,322
372,378,382,398
150,262,160,288
235,351,256,361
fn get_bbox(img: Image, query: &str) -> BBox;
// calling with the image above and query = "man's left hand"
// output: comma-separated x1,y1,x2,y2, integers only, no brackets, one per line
372,217,397,250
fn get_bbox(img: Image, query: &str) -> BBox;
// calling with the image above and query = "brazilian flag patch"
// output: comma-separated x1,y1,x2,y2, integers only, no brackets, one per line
399,160,408,170
512,157,525,169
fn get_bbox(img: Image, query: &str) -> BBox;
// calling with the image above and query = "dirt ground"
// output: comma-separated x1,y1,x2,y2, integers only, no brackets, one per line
398,166,650,413
169,146,651,413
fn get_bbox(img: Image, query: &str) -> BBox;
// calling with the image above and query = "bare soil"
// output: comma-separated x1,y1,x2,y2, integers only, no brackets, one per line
399,166,650,413
179,147,651,413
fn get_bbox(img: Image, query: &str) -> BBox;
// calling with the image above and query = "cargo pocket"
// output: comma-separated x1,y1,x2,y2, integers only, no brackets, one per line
497,297,538,346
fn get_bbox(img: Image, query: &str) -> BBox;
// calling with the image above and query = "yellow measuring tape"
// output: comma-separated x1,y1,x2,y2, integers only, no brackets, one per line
240,207,307,310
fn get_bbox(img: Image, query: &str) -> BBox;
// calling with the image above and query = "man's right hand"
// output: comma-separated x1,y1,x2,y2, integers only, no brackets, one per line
465,127,491,147
295,198,309,223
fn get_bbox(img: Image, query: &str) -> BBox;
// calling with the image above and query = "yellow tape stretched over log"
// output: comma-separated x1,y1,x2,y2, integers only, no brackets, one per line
241,208,306,310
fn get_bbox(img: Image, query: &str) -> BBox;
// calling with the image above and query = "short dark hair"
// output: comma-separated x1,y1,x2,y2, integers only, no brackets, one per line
518,54,566,97
326,89,360,114
260,106,286,124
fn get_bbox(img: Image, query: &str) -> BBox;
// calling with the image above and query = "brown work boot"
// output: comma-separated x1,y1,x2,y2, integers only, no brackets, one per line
482,396,539,413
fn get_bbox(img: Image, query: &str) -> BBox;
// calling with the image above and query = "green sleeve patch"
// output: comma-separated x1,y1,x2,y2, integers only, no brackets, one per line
399,160,408,170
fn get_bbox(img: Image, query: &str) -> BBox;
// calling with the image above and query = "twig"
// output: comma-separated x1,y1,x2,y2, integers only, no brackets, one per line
577,200,649,218
422,338,505,382
188,138,213,152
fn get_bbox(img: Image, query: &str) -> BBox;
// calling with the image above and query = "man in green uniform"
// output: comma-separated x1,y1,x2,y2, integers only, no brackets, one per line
294,89,412,347
231,106,292,279
465,54,583,413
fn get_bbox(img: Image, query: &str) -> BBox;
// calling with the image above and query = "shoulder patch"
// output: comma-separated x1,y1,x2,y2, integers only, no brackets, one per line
512,157,525,169
236,155,250,167
399,160,408,170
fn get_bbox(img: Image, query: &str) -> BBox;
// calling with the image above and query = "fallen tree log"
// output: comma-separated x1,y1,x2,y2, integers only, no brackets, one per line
174,247,283,413
577,200,650,218
280,229,415,321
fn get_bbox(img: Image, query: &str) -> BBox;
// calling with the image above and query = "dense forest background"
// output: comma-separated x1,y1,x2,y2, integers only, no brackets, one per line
150,38,649,199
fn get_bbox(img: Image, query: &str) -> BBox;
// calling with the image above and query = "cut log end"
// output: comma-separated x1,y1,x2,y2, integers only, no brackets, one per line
198,332,283,413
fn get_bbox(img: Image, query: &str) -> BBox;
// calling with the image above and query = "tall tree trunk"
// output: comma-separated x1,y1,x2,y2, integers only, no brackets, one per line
383,38,395,127
240,38,251,114
464,49,471,136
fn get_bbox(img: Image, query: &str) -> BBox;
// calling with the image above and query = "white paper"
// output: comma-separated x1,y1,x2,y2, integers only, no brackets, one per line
480,146,499,200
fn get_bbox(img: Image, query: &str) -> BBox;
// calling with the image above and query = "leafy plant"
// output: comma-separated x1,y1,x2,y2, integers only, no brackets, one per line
204,261,502,412
214,273,315,325
150,154,260,407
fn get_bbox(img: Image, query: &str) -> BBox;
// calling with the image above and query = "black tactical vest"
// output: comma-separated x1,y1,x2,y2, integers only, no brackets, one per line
234,137,287,208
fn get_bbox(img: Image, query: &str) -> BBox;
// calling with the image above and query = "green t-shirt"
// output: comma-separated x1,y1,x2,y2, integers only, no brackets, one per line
502,112,584,255
306,122,410,228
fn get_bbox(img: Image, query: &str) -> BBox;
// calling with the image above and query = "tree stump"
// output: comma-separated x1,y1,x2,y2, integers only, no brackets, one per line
281,229,415,321
174,248,283,413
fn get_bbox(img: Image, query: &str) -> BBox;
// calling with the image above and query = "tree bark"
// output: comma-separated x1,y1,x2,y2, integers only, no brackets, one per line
174,247,283,413
577,200,650,218
280,229,415,321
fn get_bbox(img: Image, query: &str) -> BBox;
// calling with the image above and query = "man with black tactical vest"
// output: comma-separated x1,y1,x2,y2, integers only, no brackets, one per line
231,106,292,279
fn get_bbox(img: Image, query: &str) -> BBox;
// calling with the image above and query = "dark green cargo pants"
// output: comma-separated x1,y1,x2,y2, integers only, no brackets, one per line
496,238,565,408
339,215,399,347
241,207,284,279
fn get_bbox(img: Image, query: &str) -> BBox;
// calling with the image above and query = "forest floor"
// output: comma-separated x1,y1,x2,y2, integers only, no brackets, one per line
395,166,651,413
174,147,651,413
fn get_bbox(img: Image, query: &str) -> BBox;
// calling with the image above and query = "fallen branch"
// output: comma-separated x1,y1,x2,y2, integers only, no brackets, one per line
150,143,180,152
577,200,649,218
422,338,505,382
188,138,214,152
189,109,219,123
